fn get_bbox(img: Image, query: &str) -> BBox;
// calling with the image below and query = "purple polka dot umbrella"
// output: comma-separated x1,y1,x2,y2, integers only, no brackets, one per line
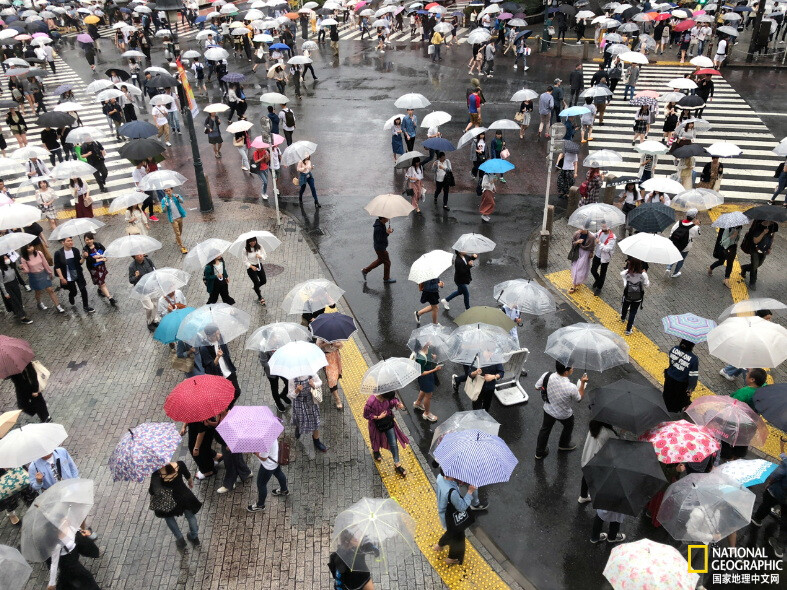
216,406,284,454
108,422,182,483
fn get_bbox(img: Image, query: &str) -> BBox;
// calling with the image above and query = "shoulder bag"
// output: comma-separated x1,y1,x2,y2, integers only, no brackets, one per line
539,372,553,403
374,413,395,432
31,360,50,392
149,481,177,514
310,385,323,403
171,352,195,374
567,243,580,262
464,374,484,401
445,488,475,533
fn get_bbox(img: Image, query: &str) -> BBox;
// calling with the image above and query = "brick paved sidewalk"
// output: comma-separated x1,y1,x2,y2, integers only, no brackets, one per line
0,199,446,590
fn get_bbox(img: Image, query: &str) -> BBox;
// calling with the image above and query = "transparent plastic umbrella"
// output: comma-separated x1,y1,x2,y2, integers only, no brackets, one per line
50,160,97,180
706,142,741,158
182,238,233,271
718,297,785,321
12,146,49,160
407,249,453,283
407,323,453,362
359,357,421,394
332,498,417,573
0,423,68,468
493,279,556,315
451,233,496,254
0,203,41,231
707,316,787,368
139,170,187,191
568,203,626,231
545,323,629,371
429,409,500,456
102,235,162,258
686,396,768,448
634,139,669,156
227,231,281,259
510,88,538,102
670,188,723,211
0,545,32,590
583,149,623,168
245,322,311,352
281,278,344,315
176,303,251,347
457,127,488,149
0,231,35,255
64,126,105,144
280,140,317,166
657,473,755,543
108,190,148,214
268,341,328,379
48,218,105,241
129,268,189,300
447,323,518,366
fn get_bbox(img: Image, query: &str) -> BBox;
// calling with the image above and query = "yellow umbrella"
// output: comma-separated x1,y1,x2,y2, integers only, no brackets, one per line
0,410,22,439
84,15,101,24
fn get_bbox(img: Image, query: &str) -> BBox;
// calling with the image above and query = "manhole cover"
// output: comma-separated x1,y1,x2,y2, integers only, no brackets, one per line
307,228,326,236
263,263,285,278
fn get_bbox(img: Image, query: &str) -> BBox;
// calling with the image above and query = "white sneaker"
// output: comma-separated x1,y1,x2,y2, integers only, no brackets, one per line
38,302,48,310
195,471,206,480
216,485,233,494
523,66,530,70
440,298,450,310
513,65,517,69
56,305,65,313
481,215,491,222
262,194,269,201
719,368,736,382
671,271,682,278
578,496,591,504
166,142,172,147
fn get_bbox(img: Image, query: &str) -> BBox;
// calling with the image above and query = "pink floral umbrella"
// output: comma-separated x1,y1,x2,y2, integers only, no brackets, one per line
686,396,768,447
638,420,720,464
603,538,698,590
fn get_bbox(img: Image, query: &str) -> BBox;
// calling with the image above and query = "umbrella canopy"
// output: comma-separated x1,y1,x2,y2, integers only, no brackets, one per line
0,202,41,231
580,86,613,99
603,539,699,590
227,231,281,259
493,279,555,315
690,55,714,68
661,313,717,344
176,303,251,347
245,322,311,352
108,190,149,213
280,140,317,166
668,78,697,90
706,142,741,158
108,422,181,482
118,138,167,161
451,233,495,254
48,218,105,241
153,307,196,344
422,137,456,152
0,409,22,439
583,149,622,168
268,341,328,379
545,323,629,372
259,92,289,105
708,316,787,368
310,312,357,342
582,439,666,515
671,188,723,212
639,420,720,464
753,384,787,431
408,249,453,283
364,194,414,219
718,297,785,321
394,150,425,169
589,379,670,435
63,127,104,146
139,170,187,191
568,203,626,231
102,235,162,258
215,405,283,453
164,375,236,422
204,103,232,114
657,473,754,543
479,158,514,174
21,478,94,562
407,323,453,362
0,335,33,379
447,323,518,366
36,111,74,128
0,545,32,590
510,88,538,102
359,357,421,395
434,429,518,487
182,238,233,271
130,268,189,300
640,176,686,194
618,233,683,264
743,204,787,223
686,396,768,448
281,278,344,315
332,497,417,573
393,93,430,109
420,111,451,127
714,459,778,488
429,410,499,456
467,28,491,44
671,143,708,158
455,306,515,331
619,50,648,64
457,127,487,149
226,120,253,133
487,119,522,131
0,422,67,468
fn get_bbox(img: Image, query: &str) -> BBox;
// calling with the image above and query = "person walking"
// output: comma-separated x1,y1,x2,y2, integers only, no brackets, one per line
568,63,584,106
199,326,241,402
242,236,267,305
203,255,235,305
296,156,321,208
204,111,223,158
517,99,533,139
246,436,289,513
148,461,201,550
432,152,453,210
279,105,296,146
7,361,50,423
482,41,496,77
290,374,329,453
329,531,378,589
31,179,55,231
160,187,188,254
53,237,94,314
730,369,768,411
590,224,616,296
467,358,504,411
401,109,418,152
708,224,741,288
464,87,482,132
666,208,700,278
70,178,93,219
405,157,424,213
740,219,778,291
362,217,395,284
551,79,565,124
620,257,648,335
578,420,617,504
479,172,497,222
662,339,699,413
534,362,588,460
317,339,344,410
19,244,63,313
771,157,787,205
259,349,290,412
29,446,80,492
632,105,650,145
391,117,405,162
434,472,476,565
470,132,487,179
622,64,640,101
82,233,116,307
215,413,252,495
441,251,477,311
750,439,787,558
233,131,250,172
568,225,594,294
0,254,32,324
152,102,172,147
413,342,442,423
125,204,149,236
580,98,596,143
557,147,578,200
697,157,723,191
415,276,443,325
537,86,554,139
364,390,408,476
128,254,159,331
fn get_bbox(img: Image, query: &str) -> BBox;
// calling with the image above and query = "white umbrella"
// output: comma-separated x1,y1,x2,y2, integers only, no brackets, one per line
53,101,84,113
288,55,312,65
102,235,162,258
690,55,714,68
139,170,188,191
671,9,689,18
245,322,311,352
0,156,24,175
48,218,105,241
12,146,49,161
0,232,35,255
420,111,451,128
204,103,231,113
364,194,415,219
176,302,251,346
130,268,189,300
64,126,105,145
260,92,289,105
619,51,648,64
568,203,626,231
0,423,68,468
719,298,784,322
639,176,685,195
488,119,521,131
668,78,697,90
708,316,787,368
466,28,491,44
706,142,741,158
226,120,254,133
394,151,425,169
149,94,175,107
618,233,683,264
671,188,723,211
268,341,328,379
659,91,686,104
772,141,787,157
510,89,538,102
118,83,143,97
457,127,488,149
451,233,496,254
359,357,421,394
434,22,452,33
281,141,317,166
182,238,233,270
408,249,453,283
583,149,623,168
393,93,431,109
0,545,32,590
0,203,41,231
281,278,344,314
96,88,124,102
321,18,338,26
85,80,113,93
579,86,613,98
383,113,406,130
545,323,630,372
493,279,556,315
635,140,669,156
576,10,595,19
181,50,201,59
227,230,281,259
122,49,147,58
108,191,149,214
508,18,528,27
204,47,230,61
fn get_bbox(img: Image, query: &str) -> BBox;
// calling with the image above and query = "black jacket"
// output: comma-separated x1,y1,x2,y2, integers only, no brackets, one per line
53,247,86,284
199,342,237,377
372,219,388,251
128,257,155,285
453,254,475,285
569,69,584,91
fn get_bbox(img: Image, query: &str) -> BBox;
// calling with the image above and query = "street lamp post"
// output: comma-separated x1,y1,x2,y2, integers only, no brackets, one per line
538,122,565,268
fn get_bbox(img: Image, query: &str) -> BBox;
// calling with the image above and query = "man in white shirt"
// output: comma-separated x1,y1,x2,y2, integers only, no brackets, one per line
246,438,290,512
590,224,617,295
534,362,588,459
164,89,181,135
152,103,171,146
157,289,186,318
278,105,296,146
698,24,711,55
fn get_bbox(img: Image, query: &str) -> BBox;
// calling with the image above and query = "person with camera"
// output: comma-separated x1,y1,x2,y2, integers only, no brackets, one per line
534,362,588,460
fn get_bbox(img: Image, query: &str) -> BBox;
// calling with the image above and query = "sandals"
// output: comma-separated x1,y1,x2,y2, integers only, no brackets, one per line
423,413,438,422
413,402,425,411
395,465,407,477
259,298,266,305
568,287,577,294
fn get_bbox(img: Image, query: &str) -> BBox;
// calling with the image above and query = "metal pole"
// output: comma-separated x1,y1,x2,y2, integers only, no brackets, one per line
541,148,554,232
183,107,213,213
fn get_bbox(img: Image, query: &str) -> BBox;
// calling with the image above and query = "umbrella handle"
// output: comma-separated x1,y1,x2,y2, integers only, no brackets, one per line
128,428,134,439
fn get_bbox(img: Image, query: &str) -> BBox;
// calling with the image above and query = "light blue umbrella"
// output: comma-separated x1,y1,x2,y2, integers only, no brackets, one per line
559,106,590,117
479,158,515,174
715,459,778,488
433,429,518,487
661,313,717,344
153,307,195,344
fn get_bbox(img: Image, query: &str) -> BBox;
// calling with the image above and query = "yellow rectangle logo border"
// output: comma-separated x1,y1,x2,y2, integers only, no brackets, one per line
688,545,709,574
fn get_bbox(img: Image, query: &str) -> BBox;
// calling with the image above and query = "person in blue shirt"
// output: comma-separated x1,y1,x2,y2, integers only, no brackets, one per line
160,187,188,254
751,438,787,557
662,339,699,413
401,109,418,152
414,277,443,325
266,105,279,135
435,472,476,565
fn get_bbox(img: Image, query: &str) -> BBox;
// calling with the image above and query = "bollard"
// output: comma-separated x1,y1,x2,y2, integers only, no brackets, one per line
545,204,555,235
556,40,563,57
567,186,580,217
538,230,550,269
582,41,589,61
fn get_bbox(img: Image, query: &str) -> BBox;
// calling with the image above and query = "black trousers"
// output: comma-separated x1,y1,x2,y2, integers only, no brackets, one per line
91,160,108,189
246,267,267,299
620,299,641,332
65,278,89,308
434,181,450,206
48,148,64,167
221,448,251,488
405,136,415,152
438,529,466,563
268,376,289,411
282,129,293,145
207,280,235,305
591,515,621,541
710,252,735,279
303,64,317,80
753,490,787,545
535,411,574,455
590,256,609,290
22,393,50,422
471,386,495,411
741,251,767,287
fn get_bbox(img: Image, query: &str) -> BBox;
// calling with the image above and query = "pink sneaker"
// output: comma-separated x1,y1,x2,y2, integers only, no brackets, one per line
149,215,159,221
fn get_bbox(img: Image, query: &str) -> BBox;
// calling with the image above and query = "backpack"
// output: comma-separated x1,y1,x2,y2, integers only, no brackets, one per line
624,280,644,303
670,223,691,252
538,372,553,403
578,181,589,200
284,109,295,128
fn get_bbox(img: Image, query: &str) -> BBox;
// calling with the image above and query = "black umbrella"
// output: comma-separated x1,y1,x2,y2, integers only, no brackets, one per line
607,176,639,186
500,2,519,12
105,68,131,81
621,7,639,21
118,120,158,139
753,384,787,431
582,439,667,516
27,68,48,78
744,205,787,223
671,144,710,158
589,379,671,435
0,99,18,109
558,4,577,17
36,111,75,128
146,74,179,88
627,203,676,233
677,94,705,109
309,313,357,342
118,138,167,161
25,21,49,34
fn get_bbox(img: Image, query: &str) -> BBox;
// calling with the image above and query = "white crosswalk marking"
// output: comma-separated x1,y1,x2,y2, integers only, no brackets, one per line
581,66,782,201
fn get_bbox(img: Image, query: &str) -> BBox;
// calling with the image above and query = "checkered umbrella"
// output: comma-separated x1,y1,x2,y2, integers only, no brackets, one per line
661,313,717,344
434,429,518,487
216,406,283,453
108,422,182,483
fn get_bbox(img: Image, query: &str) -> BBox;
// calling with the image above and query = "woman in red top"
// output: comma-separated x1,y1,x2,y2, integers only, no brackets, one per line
252,147,270,200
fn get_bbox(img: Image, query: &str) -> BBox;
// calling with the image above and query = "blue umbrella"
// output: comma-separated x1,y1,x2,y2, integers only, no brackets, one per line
194,15,206,23
513,29,533,42
661,313,717,344
559,106,590,117
733,5,752,12
153,307,196,344
479,158,515,174
118,120,158,139
423,137,456,152
433,429,518,487
715,459,777,487
310,313,357,343
269,42,290,50
120,7,132,13
221,72,246,83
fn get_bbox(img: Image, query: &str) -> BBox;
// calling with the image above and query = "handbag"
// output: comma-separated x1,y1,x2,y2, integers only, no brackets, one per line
311,386,323,403
276,438,291,465
514,111,525,123
31,360,50,392
148,483,177,514
126,224,141,235
374,413,395,432
171,353,195,373
567,243,580,262
500,148,510,159
444,169,455,187
464,374,483,401
445,488,475,533
82,194,94,207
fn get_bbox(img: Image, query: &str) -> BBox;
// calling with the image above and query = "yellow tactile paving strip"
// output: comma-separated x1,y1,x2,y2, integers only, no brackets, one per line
338,336,509,590
55,204,162,220
545,269,785,459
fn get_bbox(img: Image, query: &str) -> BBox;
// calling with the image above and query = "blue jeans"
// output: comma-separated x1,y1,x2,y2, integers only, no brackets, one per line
773,172,787,203
256,464,288,507
623,84,635,100
164,509,198,540
167,111,181,133
383,427,399,463
445,283,470,310
298,174,318,202
722,365,746,378
256,169,268,196
666,251,689,275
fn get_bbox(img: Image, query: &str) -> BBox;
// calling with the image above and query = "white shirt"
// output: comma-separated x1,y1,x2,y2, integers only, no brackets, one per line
258,438,279,470
213,342,231,378
593,230,616,263
64,249,75,281
406,165,423,181
716,39,727,56
153,105,168,126
535,372,582,420
245,250,264,269
278,108,295,132
132,167,147,187
157,290,186,318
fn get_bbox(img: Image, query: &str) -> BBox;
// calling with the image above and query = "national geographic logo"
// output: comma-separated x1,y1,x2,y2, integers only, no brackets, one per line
688,545,783,585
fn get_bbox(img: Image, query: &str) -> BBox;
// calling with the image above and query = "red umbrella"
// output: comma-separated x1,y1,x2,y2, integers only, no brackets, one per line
638,420,720,464
655,13,671,21
0,336,34,380
694,68,721,76
164,375,235,423
673,19,695,32
424,2,440,8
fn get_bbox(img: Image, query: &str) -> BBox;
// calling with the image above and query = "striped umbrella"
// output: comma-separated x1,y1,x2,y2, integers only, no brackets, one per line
661,313,717,344
108,422,182,482
433,429,518,487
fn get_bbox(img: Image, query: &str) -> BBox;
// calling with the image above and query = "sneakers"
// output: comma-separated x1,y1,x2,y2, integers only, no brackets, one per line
272,488,289,496
470,503,488,511
313,438,328,453
535,448,550,460
768,537,784,558
166,141,172,147
24,284,31,292
109,298,117,307
247,503,265,512
440,298,450,310
671,271,682,278
175,538,187,550
451,374,458,393
216,485,234,494
414,310,420,326
578,496,592,504
558,442,578,451
84,307,95,314
187,534,200,545
607,533,626,543
423,413,438,422
56,305,65,313
149,215,159,221
625,330,633,336
719,368,736,382
20,317,33,324
38,302,48,310
195,471,206,480
590,533,607,543
383,278,397,283
481,215,491,222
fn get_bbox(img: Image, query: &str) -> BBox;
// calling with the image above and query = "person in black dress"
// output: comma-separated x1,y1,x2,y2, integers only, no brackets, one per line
328,530,378,590
149,461,202,550
180,420,221,480
7,361,50,422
